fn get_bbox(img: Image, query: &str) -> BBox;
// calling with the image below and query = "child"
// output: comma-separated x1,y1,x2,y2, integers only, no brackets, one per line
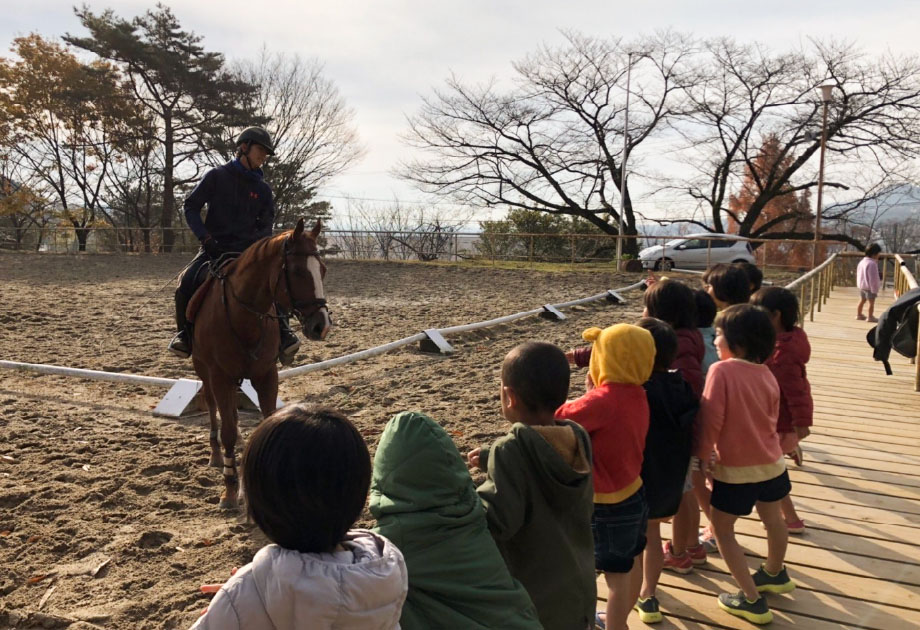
702,263,751,309
556,324,655,630
697,304,795,625
735,261,764,294
370,411,543,630
857,243,882,322
634,318,699,624
695,289,719,377
471,341,596,630
567,279,702,396
751,287,813,534
193,405,408,630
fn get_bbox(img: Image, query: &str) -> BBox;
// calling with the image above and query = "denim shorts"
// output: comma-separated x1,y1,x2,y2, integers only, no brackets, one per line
710,470,791,516
860,289,877,300
592,487,648,573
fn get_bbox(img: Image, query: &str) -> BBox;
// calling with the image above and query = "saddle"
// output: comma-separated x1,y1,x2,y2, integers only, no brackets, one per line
186,257,238,324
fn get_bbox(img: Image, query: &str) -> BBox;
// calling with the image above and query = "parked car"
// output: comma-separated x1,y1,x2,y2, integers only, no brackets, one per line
639,233,755,271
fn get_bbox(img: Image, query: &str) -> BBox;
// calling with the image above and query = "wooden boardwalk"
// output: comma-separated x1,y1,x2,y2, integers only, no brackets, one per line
600,285,920,629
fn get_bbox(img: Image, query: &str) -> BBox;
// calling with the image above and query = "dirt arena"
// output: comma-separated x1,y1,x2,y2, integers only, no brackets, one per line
0,252,650,629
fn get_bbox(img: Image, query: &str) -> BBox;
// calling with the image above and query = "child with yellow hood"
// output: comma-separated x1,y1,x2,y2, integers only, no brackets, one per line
556,323,655,630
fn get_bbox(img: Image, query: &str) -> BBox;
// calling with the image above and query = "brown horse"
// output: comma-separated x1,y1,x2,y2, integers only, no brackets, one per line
190,218,330,510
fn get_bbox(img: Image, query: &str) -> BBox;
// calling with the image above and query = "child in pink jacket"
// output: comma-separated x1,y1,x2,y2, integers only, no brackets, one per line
752,287,813,534
696,304,795,625
856,243,882,322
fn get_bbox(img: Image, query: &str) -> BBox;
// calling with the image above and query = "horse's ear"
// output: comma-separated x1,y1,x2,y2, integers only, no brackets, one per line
311,219,322,239
294,218,304,237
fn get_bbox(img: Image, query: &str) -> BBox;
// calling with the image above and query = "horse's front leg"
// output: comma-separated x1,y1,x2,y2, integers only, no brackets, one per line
213,378,241,511
251,369,280,420
193,359,222,468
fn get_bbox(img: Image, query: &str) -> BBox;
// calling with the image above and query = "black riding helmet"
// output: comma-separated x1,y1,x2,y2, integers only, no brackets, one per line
236,126,275,155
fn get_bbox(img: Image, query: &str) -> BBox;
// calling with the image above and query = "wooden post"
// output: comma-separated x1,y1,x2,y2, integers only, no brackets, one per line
817,269,823,313
881,256,889,294
809,276,816,322
571,234,576,264
800,283,806,326
529,235,534,267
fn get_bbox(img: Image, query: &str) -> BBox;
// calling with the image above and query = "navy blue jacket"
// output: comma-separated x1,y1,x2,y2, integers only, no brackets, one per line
183,160,274,253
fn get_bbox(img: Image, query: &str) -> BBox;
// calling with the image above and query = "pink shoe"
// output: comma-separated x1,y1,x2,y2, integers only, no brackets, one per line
787,445,803,467
787,519,806,534
687,543,708,566
662,541,693,574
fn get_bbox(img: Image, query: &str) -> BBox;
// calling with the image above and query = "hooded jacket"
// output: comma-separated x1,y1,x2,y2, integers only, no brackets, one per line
476,421,595,630
184,160,274,253
556,324,654,503
642,371,699,519
190,530,407,630
370,412,542,630
673,328,705,398
765,327,813,433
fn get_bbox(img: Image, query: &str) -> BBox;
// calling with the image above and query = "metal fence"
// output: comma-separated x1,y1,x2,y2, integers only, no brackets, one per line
0,225,852,272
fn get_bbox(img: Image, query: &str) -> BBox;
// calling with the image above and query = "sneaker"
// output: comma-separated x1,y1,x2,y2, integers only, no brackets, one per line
856,313,867,320
699,526,718,553
595,611,606,630
662,541,693,574
634,596,663,623
786,519,806,534
753,564,796,594
279,333,301,366
717,591,773,625
168,331,191,359
687,543,708,566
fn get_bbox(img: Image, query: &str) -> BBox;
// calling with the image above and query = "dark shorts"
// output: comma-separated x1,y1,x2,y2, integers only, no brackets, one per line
710,470,791,517
592,487,648,573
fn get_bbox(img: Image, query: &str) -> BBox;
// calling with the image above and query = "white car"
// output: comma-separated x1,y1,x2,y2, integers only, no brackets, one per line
639,233,756,271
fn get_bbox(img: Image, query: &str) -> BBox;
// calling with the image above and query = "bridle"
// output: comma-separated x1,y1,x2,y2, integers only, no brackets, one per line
212,235,327,361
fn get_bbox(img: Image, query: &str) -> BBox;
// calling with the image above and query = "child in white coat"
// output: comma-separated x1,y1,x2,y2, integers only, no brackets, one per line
191,405,408,630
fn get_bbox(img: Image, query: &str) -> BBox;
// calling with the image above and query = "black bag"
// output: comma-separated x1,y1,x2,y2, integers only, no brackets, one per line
867,287,920,374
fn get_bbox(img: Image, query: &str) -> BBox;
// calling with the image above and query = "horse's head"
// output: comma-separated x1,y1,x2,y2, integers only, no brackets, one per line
281,218,331,341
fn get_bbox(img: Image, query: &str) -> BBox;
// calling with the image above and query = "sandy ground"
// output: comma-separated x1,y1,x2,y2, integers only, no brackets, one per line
0,252,655,629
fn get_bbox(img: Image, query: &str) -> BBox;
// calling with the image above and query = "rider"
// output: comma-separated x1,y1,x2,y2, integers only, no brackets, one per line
167,126,301,365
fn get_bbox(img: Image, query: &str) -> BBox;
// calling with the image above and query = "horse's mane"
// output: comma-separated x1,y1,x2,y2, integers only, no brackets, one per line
235,231,291,267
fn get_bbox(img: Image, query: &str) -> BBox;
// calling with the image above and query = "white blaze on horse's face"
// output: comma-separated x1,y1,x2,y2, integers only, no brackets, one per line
306,255,331,340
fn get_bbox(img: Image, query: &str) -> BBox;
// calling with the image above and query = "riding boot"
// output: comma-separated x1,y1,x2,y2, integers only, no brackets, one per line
277,309,301,366
168,290,192,359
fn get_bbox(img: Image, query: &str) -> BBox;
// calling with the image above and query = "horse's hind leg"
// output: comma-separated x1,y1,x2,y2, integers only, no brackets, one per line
194,360,222,468
214,378,241,511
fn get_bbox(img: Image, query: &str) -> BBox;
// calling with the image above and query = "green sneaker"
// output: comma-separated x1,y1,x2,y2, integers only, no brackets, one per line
753,563,796,594
717,591,773,625
634,595,663,623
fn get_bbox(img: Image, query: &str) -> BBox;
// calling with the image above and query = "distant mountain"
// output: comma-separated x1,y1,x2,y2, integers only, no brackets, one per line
828,183,920,226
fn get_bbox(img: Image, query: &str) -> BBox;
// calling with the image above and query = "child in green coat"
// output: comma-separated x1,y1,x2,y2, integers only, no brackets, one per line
470,342,596,630
370,411,542,630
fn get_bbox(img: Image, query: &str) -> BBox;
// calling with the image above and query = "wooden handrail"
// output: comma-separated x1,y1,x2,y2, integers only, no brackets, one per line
894,254,919,291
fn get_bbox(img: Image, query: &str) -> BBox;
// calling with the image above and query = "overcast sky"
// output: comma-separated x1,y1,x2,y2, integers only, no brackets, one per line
3,1,919,227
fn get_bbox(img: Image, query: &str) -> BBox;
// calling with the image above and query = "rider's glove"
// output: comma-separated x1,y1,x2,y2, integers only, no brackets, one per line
202,235,222,259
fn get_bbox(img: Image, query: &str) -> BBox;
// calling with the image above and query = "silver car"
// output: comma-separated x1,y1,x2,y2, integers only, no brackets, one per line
639,233,756,271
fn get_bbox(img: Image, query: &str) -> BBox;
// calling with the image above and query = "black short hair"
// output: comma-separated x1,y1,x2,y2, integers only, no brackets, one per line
694,289,717,328
735,261,763,293
751,287,799,331
865,243,882,257
242,405,371,553
502,342,570,413
702,263,751,305
636,317,678,372
644,279,697,330
714,304,776,363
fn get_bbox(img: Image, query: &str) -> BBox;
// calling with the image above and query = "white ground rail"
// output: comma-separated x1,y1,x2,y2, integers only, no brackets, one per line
1,280,644,417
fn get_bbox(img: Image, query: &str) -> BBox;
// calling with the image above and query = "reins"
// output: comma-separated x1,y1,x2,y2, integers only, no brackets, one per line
208,237,326,361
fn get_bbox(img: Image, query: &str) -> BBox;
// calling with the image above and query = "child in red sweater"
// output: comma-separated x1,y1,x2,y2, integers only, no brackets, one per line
698,304,795,625
751,287,813,534
556,324,655,630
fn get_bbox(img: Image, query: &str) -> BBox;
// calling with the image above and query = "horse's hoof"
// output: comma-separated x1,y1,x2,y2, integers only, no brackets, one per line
209,453,221,468
219,497,240,511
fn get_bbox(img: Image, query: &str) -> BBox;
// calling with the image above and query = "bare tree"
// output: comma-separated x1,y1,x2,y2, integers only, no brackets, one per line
400,32,696,255
671,39,920,248
232,49,364,227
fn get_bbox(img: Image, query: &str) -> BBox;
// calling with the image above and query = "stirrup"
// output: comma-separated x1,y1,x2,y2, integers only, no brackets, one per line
279,335,301,366
168,332,191,359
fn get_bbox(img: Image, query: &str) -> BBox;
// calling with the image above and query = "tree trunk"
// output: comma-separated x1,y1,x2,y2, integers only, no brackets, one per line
74,225,90,252
161,112,175,252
